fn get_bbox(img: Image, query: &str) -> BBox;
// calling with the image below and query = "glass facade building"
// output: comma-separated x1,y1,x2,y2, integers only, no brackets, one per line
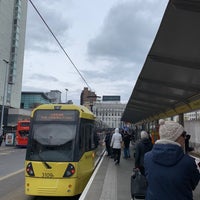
21,92,51,109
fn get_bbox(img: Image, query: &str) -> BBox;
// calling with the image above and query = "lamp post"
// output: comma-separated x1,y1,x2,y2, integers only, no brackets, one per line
65,89,68,103
0,59,9,136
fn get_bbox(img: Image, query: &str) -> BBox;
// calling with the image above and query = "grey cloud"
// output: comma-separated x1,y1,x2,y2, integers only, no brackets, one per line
25,1,71,52
30,74,59,82
83,61,140,82
87,1,167,63
22,85,49,92
86,0,168,102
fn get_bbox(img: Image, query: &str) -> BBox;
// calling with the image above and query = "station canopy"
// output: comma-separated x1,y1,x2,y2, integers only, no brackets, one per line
122,0,200,124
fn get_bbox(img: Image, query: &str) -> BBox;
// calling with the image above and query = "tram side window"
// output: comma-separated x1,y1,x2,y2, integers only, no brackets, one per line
79,122,95,154
79,125,85,156
85,124,92,151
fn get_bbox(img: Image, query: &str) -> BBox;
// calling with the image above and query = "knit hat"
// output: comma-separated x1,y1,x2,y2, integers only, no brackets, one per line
159,119,184,141
141,130,149,139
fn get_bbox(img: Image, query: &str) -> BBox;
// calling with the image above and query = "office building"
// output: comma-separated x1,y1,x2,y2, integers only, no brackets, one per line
21,91,51,109
80,87,98,111
93,96,126,129
0,0,28,126
45,90,62,104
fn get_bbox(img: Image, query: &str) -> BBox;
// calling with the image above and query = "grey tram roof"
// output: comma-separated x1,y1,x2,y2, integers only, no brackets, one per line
121,0,200,124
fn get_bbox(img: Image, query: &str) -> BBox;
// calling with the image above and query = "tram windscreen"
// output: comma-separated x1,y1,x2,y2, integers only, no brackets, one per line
28,124,76,162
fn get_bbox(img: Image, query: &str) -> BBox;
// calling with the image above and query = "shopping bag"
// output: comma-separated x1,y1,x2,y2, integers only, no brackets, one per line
131,168,147,199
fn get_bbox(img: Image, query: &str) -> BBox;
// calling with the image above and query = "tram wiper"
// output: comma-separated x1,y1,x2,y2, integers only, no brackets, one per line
43,161,52,169
37,152,52,169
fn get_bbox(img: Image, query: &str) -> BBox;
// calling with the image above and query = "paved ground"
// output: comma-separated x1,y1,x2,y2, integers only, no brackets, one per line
82,145,135,200
82,144,200,200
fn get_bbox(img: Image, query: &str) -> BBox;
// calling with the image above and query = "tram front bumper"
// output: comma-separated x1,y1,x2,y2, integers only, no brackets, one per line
25,176,80,196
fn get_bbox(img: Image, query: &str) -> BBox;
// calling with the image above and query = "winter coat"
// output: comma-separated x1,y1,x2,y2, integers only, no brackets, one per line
135,138,153,168
144,140,200,200
123,133,131,148
110,129,122,149
104,133,111,145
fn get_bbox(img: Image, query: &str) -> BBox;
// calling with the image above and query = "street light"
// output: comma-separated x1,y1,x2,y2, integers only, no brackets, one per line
0,59,9,136
65,89,68,103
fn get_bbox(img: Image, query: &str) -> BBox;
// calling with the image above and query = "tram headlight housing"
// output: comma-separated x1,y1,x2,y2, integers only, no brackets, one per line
26,162,35,176
63,163,75,177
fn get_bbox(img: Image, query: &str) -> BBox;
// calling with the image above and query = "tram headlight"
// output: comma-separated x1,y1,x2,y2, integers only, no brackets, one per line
63,163,75,177
26,162,35,176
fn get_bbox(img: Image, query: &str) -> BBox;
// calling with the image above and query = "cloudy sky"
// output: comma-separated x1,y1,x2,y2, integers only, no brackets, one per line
22,0,168,104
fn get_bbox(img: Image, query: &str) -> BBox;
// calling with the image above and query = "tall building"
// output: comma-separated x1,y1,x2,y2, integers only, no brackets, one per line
80,87,97,111
0,0,27,126
80,88,126,128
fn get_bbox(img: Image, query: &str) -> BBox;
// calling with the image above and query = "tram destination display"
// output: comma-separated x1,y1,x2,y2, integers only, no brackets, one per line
34,110,77,121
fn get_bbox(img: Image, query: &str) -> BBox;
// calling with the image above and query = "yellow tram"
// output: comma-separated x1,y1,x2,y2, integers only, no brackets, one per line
25,104,97,197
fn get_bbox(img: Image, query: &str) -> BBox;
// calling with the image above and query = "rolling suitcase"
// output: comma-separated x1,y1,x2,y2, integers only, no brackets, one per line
131,168,147,199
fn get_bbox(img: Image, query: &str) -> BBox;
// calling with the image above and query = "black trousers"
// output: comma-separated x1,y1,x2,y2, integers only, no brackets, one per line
113,148,121,164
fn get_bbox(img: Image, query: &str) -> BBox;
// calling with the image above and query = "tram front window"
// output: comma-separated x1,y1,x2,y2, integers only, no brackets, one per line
28,124,76,162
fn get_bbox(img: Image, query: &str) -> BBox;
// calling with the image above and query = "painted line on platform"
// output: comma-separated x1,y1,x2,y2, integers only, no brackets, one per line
0,168,24,181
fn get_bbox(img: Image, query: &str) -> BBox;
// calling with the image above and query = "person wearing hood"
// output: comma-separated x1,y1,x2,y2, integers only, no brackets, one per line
144,119,200,200
135,130,153,175
110,128,122,165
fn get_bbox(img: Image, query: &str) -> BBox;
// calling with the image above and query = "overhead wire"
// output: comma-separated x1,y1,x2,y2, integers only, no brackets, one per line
28,0,92,90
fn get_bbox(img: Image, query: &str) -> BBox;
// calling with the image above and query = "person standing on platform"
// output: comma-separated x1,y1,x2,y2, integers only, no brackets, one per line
104,129,112,156
134,130,153,175
0,134,3,146
184,131,194,153
144,119,200,200
123,129,131,159
110,128,122,165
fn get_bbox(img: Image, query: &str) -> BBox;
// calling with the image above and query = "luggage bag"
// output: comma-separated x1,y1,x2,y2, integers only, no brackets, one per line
131,168,147,199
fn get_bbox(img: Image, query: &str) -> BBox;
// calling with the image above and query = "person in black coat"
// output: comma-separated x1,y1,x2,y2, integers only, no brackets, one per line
184,131,194,153
135,130,153,175
0,134,3,146
104,130,112,156
123,130,131,159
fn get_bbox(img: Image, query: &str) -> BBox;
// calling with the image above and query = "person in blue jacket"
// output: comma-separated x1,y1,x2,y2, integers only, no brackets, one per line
144,119,200,200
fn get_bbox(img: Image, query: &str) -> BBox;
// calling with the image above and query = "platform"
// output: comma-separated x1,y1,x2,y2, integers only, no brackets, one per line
81,151,134,200
80,144,200,200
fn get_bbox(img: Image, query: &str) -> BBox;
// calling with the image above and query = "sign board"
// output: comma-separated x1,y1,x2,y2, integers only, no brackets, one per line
102,96,120,101
5,133,15,146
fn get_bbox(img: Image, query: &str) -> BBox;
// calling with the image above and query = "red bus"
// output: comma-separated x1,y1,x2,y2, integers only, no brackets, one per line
15,120,30,147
